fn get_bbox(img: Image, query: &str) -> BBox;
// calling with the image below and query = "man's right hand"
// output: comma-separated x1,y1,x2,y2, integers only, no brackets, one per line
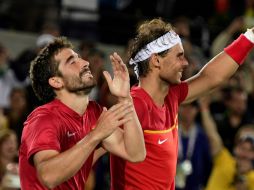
92,101,133,141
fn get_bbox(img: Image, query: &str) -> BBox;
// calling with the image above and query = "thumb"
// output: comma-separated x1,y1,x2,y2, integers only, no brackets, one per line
99,107,108,118
101,107,107,114
102,107,107,112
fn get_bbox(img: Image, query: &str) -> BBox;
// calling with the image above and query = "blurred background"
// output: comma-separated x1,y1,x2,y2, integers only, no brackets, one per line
0,0,252,57
0,0,254,190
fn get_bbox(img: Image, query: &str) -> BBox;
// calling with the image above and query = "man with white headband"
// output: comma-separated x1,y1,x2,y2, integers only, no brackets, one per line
129,30,182,78
110,18,254,190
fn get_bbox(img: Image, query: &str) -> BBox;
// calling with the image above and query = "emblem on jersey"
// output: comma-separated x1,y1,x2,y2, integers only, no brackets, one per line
67,131,76,137
158,138,168,144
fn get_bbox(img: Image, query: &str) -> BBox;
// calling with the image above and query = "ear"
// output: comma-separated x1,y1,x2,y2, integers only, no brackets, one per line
150,54,160,68
48,77,63,89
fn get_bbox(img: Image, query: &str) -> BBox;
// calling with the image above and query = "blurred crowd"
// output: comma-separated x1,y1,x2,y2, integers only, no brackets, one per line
0,0,254,189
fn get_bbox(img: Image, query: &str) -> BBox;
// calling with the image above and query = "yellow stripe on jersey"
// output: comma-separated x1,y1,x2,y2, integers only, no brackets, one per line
144,124,177,134
144,114,178,134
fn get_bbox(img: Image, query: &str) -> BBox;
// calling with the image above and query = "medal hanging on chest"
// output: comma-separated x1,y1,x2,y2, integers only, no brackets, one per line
176,159,193,188
181,159,193,175
176,126,196,188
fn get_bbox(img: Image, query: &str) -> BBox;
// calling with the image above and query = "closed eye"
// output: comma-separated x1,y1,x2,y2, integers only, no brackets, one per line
66,54,79,65
177,52,185,61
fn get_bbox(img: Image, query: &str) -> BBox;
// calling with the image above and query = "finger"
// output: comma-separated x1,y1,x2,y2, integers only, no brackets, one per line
97,107,108,124
113,52,123,63
103,71,112,87
110,54,118,73
112,52,122,73
108,101,131,113
113,52,125,72
120,62,128,74
108,103,133,120
107,103,124,114
102,107,107,112
110,53,122,74
116,117,132,126
113,105,133,119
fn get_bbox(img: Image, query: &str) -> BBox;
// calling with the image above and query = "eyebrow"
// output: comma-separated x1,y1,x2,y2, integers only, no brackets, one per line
65,52,80,64
177,51,184,57
65,55,75,64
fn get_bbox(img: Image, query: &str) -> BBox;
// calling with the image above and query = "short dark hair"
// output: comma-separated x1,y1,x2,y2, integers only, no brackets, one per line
29,37,73,103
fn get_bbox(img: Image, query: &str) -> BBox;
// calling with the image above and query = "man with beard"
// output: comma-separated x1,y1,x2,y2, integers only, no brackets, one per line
18,37,146,190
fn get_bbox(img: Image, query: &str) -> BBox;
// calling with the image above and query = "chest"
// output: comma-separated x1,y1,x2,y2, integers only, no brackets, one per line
57,113,97,150
144,101,179,131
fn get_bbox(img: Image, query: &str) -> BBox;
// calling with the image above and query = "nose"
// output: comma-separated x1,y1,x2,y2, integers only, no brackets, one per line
182,57,189,67
80,58,89,68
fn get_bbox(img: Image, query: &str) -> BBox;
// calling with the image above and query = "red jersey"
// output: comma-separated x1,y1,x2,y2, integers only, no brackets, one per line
19,99,102,190
110,83,188,190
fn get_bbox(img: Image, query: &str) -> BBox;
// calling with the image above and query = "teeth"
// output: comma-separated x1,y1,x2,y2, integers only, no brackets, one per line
83,72,92,77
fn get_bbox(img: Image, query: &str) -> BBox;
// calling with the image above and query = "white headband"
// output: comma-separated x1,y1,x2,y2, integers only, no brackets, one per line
129,31,181,78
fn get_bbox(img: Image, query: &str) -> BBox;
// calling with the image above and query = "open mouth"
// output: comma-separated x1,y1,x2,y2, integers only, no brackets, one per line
80,68,93,78
178,71,182,78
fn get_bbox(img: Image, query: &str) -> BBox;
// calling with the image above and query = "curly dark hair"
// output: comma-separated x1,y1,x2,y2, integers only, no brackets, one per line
127,18,173,78
29,37,73,103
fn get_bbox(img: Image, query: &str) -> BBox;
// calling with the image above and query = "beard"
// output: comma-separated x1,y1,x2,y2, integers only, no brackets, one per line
63,72,97,95
159,71,182,86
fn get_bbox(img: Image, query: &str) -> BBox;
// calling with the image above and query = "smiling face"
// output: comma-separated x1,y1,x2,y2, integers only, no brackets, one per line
157,43,188,85
234,127,254,174
234,140,254,174
54,48,96,95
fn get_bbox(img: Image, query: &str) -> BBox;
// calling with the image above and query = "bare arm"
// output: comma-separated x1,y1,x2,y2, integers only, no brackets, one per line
34,132,100,189
102,52,146,162
102,97,146,162
184,28,254,103
34,102,133,189
184,52,239,103
199,96,223,157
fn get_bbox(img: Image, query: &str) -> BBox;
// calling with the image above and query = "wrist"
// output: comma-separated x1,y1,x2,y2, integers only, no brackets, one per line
88,127,103,145
224,32,254,65
118,95,133,103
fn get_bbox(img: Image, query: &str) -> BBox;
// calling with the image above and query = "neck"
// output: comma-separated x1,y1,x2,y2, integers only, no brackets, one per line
139,75,169,107
181,120,192,128
56,91,89,116
180,121,194,132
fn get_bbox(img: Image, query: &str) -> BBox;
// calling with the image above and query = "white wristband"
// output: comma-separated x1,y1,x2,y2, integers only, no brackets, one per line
244,29,254,44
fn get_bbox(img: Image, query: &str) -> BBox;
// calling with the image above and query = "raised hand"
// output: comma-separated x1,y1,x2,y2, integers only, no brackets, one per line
103,52,130,99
